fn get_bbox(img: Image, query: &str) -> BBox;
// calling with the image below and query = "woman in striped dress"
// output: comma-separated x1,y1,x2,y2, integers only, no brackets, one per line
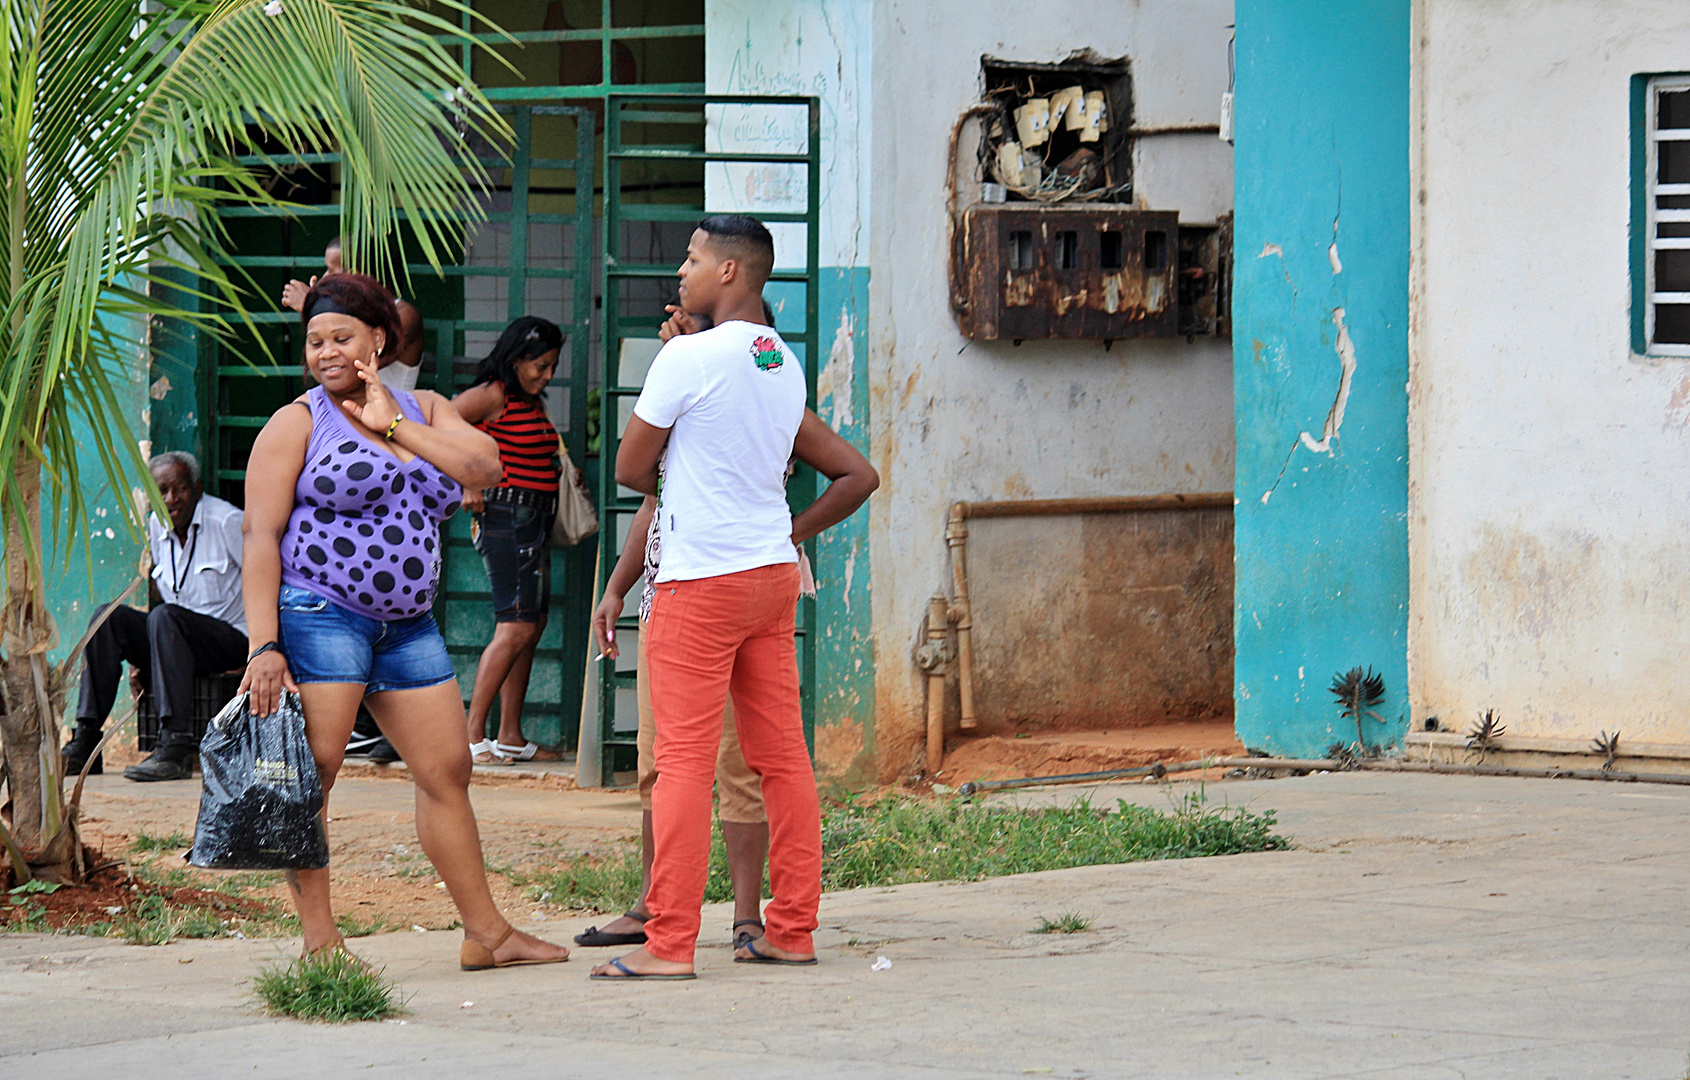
453,317,566,764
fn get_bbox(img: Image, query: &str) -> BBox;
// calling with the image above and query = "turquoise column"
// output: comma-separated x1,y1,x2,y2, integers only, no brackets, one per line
1232,1,1411,756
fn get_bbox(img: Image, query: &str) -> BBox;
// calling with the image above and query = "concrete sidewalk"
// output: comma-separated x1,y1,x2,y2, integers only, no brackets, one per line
4,772,1689,1079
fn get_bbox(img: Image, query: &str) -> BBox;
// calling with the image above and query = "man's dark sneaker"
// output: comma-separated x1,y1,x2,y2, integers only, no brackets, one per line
123,748,194,782
367,737,402,764
62,725,103,776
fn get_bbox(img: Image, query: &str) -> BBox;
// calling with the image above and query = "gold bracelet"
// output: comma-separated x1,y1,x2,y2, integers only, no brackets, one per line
384,415,404,441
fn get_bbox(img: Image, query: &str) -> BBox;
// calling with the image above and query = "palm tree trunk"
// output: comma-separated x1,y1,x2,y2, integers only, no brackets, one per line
0,452,76,882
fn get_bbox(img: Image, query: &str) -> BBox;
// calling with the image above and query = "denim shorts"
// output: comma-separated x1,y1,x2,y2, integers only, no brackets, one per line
470,497,553,624
276,586,456,693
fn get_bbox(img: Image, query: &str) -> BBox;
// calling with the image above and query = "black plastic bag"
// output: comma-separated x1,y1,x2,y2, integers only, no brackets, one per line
188,691,329,870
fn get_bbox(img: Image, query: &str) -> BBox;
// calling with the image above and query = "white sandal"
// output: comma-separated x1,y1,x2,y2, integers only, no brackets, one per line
469,739,513,765
494,740,559,762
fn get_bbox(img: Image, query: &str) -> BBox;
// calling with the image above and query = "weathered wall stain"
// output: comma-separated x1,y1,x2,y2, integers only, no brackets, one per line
962,509,1234,732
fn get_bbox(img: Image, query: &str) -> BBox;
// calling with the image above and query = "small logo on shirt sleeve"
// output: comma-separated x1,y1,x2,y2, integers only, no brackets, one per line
751,336,785,372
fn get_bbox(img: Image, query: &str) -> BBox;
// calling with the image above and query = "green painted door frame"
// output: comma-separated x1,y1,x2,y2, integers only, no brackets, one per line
202,101,598,748
595,93,823,784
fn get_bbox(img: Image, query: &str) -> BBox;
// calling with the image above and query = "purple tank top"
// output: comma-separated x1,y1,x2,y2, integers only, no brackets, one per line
279,386,462,621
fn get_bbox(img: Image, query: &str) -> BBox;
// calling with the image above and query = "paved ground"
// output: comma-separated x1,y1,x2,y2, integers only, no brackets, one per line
5,771,1689,1079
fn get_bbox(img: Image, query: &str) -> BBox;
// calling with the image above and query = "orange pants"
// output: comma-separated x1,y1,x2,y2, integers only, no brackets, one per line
644,563,820,964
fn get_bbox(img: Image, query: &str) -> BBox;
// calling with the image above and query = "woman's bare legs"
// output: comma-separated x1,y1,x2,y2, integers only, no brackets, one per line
464,621,542,756
366,680,567,962
290,683,365,954
495,630,541,748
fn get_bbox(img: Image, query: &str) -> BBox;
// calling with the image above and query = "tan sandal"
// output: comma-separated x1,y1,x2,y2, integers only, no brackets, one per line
302,937,375,973
460,923,570,971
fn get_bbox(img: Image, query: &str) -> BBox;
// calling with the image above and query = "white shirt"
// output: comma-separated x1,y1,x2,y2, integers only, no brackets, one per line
632,321,805,582
148,495,247,635
378,359,421,392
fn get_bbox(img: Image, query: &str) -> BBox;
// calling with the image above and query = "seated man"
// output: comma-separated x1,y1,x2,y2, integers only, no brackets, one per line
62,452,248,782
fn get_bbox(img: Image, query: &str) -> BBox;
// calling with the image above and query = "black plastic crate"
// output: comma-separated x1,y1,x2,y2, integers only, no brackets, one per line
135,672,244,752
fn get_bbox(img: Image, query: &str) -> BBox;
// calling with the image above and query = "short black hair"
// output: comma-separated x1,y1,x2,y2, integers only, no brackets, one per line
472,316,564,402
697,214,775,284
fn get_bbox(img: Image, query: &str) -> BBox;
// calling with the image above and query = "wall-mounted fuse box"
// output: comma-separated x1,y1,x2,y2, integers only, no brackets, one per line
956,205,1179,341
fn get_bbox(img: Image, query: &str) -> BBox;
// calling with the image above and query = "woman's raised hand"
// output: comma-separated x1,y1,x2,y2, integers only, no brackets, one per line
340,351,401,435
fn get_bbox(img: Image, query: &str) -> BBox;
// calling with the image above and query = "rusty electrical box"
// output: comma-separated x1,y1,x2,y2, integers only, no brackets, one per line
956,205,1178,341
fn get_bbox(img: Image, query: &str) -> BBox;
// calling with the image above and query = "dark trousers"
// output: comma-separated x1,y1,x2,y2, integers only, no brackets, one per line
75,603,247,748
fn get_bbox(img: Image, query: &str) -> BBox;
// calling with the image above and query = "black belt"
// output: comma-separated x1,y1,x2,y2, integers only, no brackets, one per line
484,486,558,510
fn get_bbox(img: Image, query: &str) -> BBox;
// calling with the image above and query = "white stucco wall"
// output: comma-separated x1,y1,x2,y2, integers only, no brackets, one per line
1411,0,1690,743
868,0,1237,774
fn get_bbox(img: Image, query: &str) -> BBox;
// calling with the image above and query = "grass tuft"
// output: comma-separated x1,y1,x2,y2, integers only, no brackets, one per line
253,949,403,1023
129,830,192,854
1032,912,1092,935
519,788,1289,913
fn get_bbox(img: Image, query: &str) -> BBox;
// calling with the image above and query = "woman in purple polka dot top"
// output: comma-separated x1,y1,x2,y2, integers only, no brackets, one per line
239,273,570,971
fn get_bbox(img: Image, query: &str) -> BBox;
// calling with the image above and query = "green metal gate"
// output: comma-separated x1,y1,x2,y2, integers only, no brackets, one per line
593,93,822,784
205,102,598,749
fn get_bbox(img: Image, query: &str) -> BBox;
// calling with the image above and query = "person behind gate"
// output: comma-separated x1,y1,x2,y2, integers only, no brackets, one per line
63,451,248,783
590,214,878,981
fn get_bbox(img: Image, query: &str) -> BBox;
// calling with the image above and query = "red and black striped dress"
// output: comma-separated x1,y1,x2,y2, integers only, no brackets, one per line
477,395,560,492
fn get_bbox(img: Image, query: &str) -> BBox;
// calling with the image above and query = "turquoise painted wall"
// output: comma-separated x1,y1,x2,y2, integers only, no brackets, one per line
1232,0,1411,756
708,0,876,767
44,322,151,676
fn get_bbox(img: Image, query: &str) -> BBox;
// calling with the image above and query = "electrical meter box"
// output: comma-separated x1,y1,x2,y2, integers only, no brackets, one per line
956,205,1180,341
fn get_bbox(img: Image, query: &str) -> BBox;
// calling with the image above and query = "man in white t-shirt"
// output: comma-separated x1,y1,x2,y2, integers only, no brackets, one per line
591,216,875,982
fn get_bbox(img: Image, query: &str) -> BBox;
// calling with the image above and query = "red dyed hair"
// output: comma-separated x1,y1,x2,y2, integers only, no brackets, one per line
300,273,404,357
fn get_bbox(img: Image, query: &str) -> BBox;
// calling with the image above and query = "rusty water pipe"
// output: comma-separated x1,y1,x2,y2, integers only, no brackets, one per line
943,493,1233,735
921,593,951,775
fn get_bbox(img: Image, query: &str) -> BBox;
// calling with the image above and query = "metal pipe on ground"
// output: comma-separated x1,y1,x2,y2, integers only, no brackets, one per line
955,754,1690,796
942,493,1233,737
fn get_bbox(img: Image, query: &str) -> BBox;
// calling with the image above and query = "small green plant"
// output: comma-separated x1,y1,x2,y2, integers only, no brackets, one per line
253,950,404,1023
1032,912,1092,935
130,830,193,854
1330,667,1387,746
1591,730,1621,771
1466,709,1507,763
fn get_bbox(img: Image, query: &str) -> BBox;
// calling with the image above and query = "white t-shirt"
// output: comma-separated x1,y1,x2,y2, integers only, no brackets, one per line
632,321,805,583
378,358,421,392
148,495,247,634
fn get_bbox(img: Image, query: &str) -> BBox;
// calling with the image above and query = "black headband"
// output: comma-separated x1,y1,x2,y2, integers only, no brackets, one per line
305,295,353,322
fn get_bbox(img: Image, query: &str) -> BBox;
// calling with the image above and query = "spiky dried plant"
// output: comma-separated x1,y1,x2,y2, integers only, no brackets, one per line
1591,730,1621,772
1465,710,1507,763
1329,667,1387,747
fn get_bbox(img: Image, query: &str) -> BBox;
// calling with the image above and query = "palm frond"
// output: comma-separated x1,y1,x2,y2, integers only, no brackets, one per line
0,0,509,580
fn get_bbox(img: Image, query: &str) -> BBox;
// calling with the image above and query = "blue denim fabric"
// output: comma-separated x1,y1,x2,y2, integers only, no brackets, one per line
470,499,552,623
276,586,455,692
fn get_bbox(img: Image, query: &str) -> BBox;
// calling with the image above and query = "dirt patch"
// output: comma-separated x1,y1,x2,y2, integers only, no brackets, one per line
70,774,642,933
2,860,274,933
939,720,1244,787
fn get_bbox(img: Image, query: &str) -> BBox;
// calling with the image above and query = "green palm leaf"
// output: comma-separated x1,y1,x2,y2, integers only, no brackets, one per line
0,0,510,879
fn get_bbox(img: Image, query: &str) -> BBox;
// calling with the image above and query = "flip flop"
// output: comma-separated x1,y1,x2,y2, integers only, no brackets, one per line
733,937,818,966
589,957,696,981
495,740,562,762
574,911,649,947
460,925,570,970
732,919,763,949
